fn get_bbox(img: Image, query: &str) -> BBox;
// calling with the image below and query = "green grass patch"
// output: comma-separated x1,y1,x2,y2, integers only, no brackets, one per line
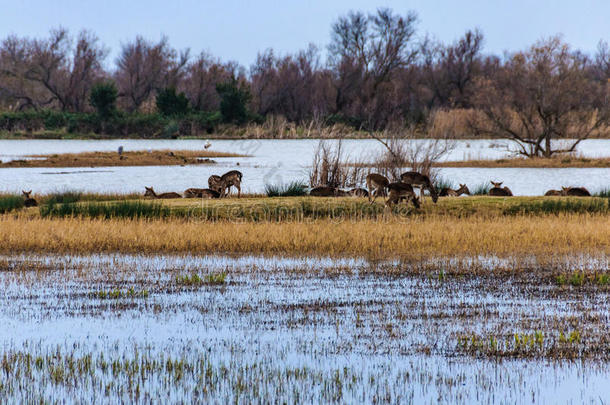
472,182,491,195
40,201,170,219
594,188,610,198
176,272,227,286
91,287,149,299
0,195,24,214
265,181,308,197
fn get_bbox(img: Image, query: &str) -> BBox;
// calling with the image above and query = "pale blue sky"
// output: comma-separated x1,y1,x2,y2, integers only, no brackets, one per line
1,0,608,68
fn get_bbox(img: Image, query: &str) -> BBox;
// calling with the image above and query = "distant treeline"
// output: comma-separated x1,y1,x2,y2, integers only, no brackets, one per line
0,8,608,142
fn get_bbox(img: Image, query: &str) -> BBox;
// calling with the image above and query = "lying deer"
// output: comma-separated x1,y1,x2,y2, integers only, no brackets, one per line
144,186,182,199
348,188,369,197
561,186,591,196
400,171,438,203
184,188,220,199
439,184,470,197
489,181,513,197
309,186,338,197
366,173,389,203
544,189,563,196
22,190,38,207
385,182,420,209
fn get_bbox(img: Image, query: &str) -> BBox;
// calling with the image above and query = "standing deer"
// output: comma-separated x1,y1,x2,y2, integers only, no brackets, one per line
561,186,591,196
22,190,38,207
218,170,243,198
184,188,220,199
400,171,438,203
366,173,389,203
439,184,470,197
489,181,513,197
385,182,420,209
144,186,182,199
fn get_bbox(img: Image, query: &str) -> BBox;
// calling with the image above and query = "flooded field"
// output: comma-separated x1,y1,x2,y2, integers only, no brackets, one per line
1,138,610,195
1,253,609,403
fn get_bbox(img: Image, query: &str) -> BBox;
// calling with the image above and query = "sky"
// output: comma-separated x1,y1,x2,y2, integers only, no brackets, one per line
0,0,608,68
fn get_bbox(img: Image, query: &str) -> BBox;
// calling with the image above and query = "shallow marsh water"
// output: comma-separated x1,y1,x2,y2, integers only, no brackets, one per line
1,139,610,195
0,253,608,404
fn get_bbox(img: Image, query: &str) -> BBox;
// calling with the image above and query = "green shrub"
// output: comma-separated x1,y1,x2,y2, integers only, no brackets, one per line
90,82,118,118
216,79,251,124
0,195,24,214
472,182,491,195
265,181,308,197
156,88,189,117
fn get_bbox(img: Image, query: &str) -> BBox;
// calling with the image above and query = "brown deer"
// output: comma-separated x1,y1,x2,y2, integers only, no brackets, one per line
544,189,563,196
348,188,369,197
22,190,38,207
218,170,243,198
144,186,182,199
439,184,470,197
399,171,438,203
184,188,220,199
309,186,337,197
366,173,389,203
385,182,420,209
561,186,591,196
208,175,223,193
489,181,513,197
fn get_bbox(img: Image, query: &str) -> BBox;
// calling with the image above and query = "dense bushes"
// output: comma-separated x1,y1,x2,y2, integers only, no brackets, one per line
0,110,222,138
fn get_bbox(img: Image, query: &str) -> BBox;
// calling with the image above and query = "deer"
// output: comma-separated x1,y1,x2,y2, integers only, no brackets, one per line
399,171,438,203
22,190,38,207
489,181,513,197
310,186,338,197
439,184,470,197
184,188,220,199
208,175,223,193
366,173,389,203
385,182,420,209
144,186,182,199
348,188,369,197
544,189,563,196
217,170,243,198
561,186,591,196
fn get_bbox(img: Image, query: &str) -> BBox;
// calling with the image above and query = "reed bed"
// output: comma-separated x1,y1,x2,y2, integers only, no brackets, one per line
1,214,607,259
0,194,24,214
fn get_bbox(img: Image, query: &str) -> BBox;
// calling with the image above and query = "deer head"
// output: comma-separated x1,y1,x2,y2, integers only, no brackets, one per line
457,184,471,195
491,181,503,188
22,190,32,198
144,186,155,197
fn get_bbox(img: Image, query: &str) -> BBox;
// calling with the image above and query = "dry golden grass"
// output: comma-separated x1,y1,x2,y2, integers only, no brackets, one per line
1,214,608,260
0,149,246,168
437,156,610,168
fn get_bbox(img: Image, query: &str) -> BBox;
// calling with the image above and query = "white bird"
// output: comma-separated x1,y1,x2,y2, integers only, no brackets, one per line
204,140,212,149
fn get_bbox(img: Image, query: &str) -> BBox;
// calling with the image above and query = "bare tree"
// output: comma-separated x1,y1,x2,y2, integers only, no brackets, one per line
472,37,609,158
181,52,232,111
115,36,188,112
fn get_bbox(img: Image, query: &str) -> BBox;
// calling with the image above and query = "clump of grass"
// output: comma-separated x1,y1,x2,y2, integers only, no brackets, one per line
42,191,83,205
40,201,170,219
594,188,610,198
176,272,227,286
471,182,491,195
0,195,24,214
265,181,308,197
504,199,608,216
434,177,455,192
91,287,149,299
555,271,610,287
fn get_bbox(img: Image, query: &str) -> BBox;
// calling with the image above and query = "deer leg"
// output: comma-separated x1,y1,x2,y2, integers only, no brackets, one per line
236,182,241,198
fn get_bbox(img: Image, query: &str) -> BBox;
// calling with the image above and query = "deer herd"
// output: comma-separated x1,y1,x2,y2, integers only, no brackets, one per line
19,168,592,208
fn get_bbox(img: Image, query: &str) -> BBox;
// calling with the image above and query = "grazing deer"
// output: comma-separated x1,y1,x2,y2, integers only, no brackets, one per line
144,186,182,199
366,173,389,203
309,186,337,197
218,170,243,198
184,188,220,199
489,181,513,197
439,184,470,197
208,175,223,193
385,182,420,209
561,186,591,196
544,189,563,196
400,171,438,203
22,190,38,207
348,188,369,197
